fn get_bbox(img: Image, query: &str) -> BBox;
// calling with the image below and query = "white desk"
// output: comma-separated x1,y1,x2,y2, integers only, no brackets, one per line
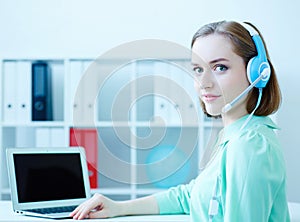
1,201,300,222
0,201,189,222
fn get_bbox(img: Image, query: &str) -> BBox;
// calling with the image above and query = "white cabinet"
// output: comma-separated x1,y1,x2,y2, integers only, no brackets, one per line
0,58,222,200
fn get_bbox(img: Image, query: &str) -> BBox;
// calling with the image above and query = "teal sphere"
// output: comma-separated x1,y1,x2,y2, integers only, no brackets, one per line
146,145,191,188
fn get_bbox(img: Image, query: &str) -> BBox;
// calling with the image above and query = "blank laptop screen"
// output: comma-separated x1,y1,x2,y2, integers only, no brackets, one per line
13,153,86,203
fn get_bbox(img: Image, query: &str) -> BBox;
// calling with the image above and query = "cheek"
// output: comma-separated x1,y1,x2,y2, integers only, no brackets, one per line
221,74,249,102
194,79,200,92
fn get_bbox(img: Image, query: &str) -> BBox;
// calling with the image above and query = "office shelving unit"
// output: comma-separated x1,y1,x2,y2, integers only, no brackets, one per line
0,57,222,201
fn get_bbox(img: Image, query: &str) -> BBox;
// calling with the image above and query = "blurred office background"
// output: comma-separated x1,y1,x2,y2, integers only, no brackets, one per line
0,0,299,202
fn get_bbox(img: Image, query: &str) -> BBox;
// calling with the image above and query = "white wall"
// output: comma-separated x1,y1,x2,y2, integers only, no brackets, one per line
1,0,300,201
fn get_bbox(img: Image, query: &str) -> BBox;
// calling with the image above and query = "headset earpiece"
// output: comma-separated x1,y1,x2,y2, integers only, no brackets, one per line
241,22,271,88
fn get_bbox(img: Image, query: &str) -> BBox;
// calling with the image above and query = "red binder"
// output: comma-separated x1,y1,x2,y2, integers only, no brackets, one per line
70,128,98,188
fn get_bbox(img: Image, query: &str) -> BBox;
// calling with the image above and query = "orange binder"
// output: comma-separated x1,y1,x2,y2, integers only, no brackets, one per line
70,128,98,188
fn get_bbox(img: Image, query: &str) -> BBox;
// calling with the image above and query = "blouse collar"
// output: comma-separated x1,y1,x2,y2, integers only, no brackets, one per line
218,115,278,147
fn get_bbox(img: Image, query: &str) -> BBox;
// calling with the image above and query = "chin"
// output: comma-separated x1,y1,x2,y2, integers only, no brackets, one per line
206,109,221,117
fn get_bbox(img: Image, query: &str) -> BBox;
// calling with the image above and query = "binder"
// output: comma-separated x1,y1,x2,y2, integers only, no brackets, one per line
82,61,99,126
32,62,53,121
3,62,17,123
70,128,98,188
70,61,84,124
16,61,31,123
70,61,94,126
50,63,64,121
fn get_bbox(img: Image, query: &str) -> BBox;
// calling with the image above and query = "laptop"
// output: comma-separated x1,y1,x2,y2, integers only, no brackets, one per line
6,147,91,219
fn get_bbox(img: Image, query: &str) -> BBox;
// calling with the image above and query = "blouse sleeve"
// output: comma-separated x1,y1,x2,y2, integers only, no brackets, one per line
153,179,196,215
223,129,288,221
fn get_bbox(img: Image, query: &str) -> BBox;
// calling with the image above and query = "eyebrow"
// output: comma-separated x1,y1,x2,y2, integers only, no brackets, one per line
209,58,229,64
191,58,229,66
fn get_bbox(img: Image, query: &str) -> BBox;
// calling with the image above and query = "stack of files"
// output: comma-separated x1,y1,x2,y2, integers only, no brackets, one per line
69,60,101,126
69,61,88,124
3,61,31,124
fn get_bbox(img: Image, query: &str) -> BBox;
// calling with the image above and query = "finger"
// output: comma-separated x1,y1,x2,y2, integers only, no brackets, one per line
74,204,94,220
88,209,109,219
72,202,92,219
70,205,83,219
71,206,85,219
76,200,104,219
71,194,104,219
69,204,82,217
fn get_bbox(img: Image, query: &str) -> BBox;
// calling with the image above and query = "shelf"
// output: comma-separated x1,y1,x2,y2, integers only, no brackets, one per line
1,121,66,127
93,121,201,128
0,57,221,201
0,121,221,128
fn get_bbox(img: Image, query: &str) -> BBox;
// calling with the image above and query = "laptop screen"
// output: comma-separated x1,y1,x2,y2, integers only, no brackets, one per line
13,153,86,203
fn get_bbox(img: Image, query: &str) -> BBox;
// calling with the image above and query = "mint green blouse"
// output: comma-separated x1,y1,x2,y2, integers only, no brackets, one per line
154,115,290,221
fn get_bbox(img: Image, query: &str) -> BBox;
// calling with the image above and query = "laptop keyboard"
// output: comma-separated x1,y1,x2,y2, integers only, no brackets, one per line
28,205,77,214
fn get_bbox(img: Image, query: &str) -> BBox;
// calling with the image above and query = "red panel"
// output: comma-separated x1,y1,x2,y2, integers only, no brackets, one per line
70,128,98,188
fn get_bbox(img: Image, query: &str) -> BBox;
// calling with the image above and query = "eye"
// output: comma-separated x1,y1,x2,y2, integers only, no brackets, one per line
214,64,228,73
193,66,204,75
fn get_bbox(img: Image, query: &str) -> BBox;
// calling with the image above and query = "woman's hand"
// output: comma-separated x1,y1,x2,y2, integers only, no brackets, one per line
70,193,159,220
70,193,120,220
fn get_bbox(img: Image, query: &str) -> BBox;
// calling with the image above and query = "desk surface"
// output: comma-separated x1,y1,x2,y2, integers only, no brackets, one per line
2,201,300,222
0,201,189,222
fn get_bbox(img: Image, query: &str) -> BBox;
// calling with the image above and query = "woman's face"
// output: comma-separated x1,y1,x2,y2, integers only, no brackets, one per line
192,34,249,120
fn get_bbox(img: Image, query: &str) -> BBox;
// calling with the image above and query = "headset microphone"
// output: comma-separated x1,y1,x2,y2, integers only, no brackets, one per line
222,67,270,113
221,22,271,114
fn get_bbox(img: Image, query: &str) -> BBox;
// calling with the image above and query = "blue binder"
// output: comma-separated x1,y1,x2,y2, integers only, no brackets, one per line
31,62,53,121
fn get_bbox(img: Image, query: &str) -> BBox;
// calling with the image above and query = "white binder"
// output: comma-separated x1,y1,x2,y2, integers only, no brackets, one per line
70,61,84,125
3,62,17,123
16,61,31,123
82,60,96,126
51,62,64,121
70,60,96,126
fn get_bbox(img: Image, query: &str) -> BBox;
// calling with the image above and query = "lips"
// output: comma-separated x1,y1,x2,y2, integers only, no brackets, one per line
202,93,221,102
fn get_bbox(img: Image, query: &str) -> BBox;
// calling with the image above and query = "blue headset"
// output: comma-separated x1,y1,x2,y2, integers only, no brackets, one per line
241,22,271,88
221,22,271,113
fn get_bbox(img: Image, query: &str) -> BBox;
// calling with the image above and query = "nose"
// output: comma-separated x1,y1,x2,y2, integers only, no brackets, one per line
194,71,213,89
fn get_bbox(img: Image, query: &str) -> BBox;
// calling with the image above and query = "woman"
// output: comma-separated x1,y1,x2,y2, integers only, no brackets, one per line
70,21,290,221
